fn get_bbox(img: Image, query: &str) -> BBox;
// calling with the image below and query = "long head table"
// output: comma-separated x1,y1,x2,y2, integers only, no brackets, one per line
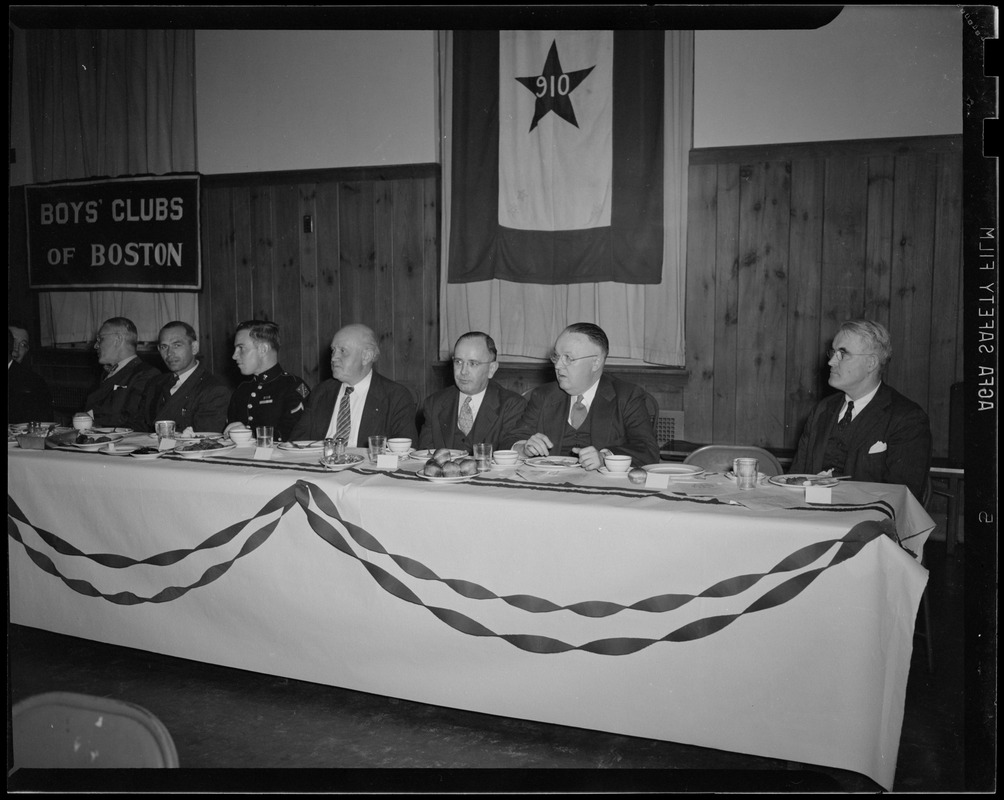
7,435,934,788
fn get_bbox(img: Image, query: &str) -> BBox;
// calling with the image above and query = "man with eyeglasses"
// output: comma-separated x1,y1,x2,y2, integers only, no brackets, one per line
138,321,231,433
417,331,526,452
81,317,162,428
790,319,931,500
508,322,659,469
288,323,417,445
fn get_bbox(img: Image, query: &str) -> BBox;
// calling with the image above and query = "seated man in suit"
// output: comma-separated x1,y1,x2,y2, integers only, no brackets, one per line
140,321,231,433
418,331,526,452
8,326,53,423
790,319,931,501
509,322,659,469
287,323,417,445
81,316,162,429
224,320,311,442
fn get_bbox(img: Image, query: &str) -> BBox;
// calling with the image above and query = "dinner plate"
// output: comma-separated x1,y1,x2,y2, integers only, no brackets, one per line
67,432,132,451
130,447,168,460
769,474,838,489
148,431,221,441
410,449,468,461
415,472,479,483
640,463,705,478
318,454,364,471
92,427,133,435
725,471,770,484
523,456,581,471
99,444,140,456
278,440,325,453
172,442,238,459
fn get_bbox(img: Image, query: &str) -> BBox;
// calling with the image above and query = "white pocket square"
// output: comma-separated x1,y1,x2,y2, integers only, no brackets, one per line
868,441,887,454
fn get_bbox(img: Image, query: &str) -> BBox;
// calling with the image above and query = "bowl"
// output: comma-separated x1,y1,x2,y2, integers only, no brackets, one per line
493,449,519,466
229,429,254,445
72,413,94,432
387,437,413,454
604,454,632,473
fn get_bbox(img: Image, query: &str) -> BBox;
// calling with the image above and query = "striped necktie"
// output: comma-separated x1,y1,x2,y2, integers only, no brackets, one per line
570,395,587,429
838,400,854,429
458,396,474,435
335,386,353,440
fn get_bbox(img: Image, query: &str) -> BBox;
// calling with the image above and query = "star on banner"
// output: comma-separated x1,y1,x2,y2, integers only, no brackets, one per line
515,40,595,132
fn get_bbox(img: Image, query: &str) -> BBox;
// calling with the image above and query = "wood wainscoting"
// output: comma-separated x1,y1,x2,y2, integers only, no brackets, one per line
684,135,962,459
198,164,441,405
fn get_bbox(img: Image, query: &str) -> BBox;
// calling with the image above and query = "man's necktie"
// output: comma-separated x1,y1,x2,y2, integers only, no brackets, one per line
458,395,474,435
838,400,854,429
570,395,587,429
169,373,181,395
335,386,353,440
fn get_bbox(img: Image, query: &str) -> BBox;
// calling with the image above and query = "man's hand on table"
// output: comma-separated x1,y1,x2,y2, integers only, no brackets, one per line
516,434,553,459
572,446,609,471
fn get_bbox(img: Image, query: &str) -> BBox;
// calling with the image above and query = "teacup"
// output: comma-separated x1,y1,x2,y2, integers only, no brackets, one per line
229,428,254,445
387,437,413,454
604,454,632,473
493,449,519,466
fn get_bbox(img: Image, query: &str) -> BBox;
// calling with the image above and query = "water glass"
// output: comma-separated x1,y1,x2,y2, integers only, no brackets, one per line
256,425,274,448
473,442,493,472
368,435,387,462
155,419,176,440
734,457,759,490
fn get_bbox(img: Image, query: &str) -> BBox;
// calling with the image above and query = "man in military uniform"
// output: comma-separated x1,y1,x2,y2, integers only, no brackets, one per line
224,320,310,442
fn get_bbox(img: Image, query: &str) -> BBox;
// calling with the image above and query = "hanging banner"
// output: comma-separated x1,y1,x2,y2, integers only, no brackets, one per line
25,174,201,290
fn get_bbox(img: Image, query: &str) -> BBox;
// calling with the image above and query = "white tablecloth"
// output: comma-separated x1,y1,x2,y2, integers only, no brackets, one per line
7,439,934,788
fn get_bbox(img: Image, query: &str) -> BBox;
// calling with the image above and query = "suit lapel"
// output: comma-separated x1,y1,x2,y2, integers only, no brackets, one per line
544,388,570,453
587,376,616,444
357,373,384,447
469,384,500,443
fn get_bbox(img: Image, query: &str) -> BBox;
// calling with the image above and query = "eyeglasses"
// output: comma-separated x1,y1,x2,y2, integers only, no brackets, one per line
452,358,494,370
549,352,599,367
826,348,874,362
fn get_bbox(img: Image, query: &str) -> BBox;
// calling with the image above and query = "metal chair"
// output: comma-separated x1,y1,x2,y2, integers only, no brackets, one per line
683,444,784,476
11,691,180,768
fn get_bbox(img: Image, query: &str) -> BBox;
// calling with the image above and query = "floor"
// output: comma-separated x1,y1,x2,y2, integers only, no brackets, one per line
7,524,970,794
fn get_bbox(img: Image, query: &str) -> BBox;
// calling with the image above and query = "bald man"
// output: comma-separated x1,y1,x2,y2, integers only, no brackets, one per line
287,323,417,444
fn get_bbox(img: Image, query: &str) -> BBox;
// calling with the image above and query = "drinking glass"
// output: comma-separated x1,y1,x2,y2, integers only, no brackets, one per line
473,443,493,473
368,435,387,462
256,426,274,448
155,420,176,440
734,457,759,490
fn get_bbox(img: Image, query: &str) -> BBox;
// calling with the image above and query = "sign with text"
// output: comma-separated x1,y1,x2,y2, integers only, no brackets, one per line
25,174,201,290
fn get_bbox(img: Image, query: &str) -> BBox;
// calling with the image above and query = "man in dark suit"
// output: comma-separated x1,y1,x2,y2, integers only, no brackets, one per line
418,331,526,452
82,316,162,429
140,321,231,433
8,326,53,423
790,319,931,500
509,322,659,469
287,323,416,445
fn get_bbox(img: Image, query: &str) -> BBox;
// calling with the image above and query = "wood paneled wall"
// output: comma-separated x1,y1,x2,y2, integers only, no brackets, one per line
684,135,962,458
198,165,440,404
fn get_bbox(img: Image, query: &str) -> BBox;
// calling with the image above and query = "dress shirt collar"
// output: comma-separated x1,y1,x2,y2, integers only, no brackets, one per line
172,362,199,392
106,353,137,379
841,382,881,420
460,386,488,421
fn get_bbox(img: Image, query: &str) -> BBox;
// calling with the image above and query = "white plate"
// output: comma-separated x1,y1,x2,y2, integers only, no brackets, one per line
415,472,479,483
130,448,168,460
92,427,133,435
172,442,237,459
411,449,467,461
278,440,326,453
318,454,365,471
597,467,630,478
148,431,222,441
67,432,132,451
641,463,706,479
523,456,581,471
725,471,770,483
769,474,838,489
98,445,140,456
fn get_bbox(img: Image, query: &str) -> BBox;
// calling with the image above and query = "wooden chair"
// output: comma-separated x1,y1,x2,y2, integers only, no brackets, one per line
684,444,784,477
12,691,180,768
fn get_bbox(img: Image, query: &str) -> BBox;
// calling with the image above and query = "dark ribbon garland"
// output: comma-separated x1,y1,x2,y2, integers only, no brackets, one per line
8,480,902,654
